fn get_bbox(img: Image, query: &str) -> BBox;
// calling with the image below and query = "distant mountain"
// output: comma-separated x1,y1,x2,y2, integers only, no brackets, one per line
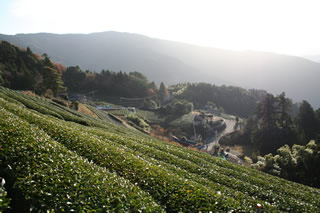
305,55,320,63
1,31,320,108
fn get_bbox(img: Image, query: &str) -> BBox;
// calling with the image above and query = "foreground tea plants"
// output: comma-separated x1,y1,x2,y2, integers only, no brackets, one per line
0,107,162,212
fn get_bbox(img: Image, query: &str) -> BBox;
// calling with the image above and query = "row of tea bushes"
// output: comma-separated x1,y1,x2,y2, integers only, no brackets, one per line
0,106,162,212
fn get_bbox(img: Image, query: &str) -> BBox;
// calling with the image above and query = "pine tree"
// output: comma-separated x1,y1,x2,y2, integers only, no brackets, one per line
295,100,318,142
41,66,66,96
257,94,276,129
277,92,293,128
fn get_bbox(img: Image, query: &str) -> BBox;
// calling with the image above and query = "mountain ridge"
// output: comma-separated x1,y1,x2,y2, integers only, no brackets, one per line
1,31,320,108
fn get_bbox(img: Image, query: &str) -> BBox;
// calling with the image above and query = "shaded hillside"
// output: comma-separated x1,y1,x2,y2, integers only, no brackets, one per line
305,54,320,63
1,31,320,107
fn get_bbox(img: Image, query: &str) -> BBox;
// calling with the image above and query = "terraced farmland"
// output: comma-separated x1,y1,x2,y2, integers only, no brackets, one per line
0,87,319,212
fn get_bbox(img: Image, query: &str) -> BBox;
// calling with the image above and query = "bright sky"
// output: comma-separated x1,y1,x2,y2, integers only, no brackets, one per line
1,0,320,56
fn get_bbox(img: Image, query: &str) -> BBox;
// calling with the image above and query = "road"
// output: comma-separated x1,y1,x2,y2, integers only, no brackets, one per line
204,118,238,152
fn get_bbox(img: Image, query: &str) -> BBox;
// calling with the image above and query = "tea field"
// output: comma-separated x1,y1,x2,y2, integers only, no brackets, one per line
0,87,319,212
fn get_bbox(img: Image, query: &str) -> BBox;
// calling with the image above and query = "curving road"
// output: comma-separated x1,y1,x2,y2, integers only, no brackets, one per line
205,118,238,152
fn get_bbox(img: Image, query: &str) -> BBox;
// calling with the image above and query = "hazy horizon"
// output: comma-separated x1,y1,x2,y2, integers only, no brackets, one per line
1,0,320,57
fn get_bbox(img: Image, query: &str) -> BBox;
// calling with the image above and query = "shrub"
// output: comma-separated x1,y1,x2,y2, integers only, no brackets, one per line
126,114,149,130
70,101,79,110
143,99,157,109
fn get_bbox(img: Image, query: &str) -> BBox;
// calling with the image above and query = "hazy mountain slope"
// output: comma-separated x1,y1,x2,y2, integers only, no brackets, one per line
1,31,320,108
305,54,320,63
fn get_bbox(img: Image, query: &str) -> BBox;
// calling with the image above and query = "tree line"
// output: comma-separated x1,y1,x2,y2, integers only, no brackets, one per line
62,66,158,99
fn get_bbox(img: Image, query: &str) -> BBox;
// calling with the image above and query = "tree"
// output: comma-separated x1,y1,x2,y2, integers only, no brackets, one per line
40,66,66,96
277,92,293,128
256,139,320,188
143,99,158,110
186,102,194,113
41,53,53,67
315,108,320,134
62,66,86,91
129,71,148,82
256,94,277,129
247,93,298,154
295,100,318,142
159,82,169,102
0,63,4,85
0,41,17,62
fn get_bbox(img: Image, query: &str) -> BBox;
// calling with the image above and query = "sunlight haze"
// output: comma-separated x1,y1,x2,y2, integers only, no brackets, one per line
1,0,320,56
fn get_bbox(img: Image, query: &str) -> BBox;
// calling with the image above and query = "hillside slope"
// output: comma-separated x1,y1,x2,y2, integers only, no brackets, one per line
1,32,320,108
0,87,319,212
305,54,320,63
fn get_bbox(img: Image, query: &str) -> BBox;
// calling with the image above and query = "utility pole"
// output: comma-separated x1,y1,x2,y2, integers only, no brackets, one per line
192,115,197,139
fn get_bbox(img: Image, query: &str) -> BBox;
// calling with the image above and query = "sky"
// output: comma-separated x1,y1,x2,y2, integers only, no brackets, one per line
1,0,320,56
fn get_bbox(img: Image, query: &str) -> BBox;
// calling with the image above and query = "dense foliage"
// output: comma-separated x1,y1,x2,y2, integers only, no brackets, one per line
159,99,194,116
170,82,267,117
0,87,319,212
0,41,65,96
62,66,156,98
253,140,320,188
222,92,320,187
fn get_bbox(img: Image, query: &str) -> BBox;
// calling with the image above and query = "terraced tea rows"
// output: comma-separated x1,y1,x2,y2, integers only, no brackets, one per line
0,107,161,212
0,87,319,212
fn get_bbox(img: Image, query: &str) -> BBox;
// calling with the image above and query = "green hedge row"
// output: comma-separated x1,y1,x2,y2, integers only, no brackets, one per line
0,106,162,212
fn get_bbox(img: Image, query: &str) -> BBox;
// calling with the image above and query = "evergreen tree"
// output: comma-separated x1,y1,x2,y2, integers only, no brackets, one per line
159,82,168,102
256,94,276,129
41,66,66,96
295,100,318,142
277,92,293,128
62,66,86,92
